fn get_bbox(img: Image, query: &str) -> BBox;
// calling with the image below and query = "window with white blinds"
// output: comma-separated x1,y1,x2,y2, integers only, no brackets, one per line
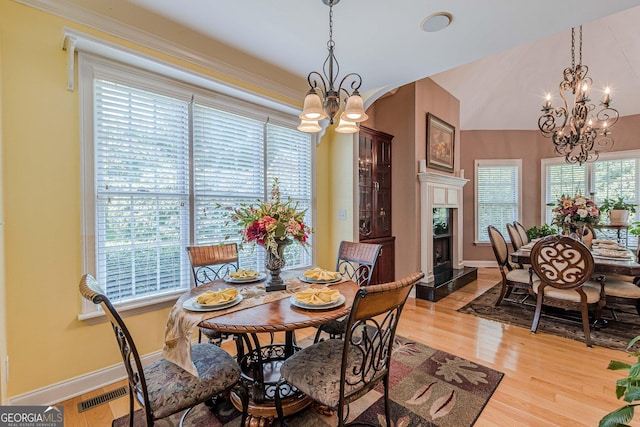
542,155,640,225
82,55,313,309
543,162,587,224
475,159,522,243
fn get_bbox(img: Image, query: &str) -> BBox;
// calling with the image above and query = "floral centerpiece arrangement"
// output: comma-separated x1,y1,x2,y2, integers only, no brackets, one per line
226,178,310,291
549,194,600,232
229,179,311,257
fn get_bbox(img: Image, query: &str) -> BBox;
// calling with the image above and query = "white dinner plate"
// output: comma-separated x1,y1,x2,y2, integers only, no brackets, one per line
223,272,267,284
593,248,633,258
298,274,342,285
593,254,635,261
183,294,243,312
290,294,345,310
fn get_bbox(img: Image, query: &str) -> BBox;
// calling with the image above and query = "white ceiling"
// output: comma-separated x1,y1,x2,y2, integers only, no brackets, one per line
28,0,640,130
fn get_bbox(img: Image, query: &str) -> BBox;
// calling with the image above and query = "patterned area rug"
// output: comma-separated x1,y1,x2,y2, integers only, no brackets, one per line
458,283,640,351
113,337,503,427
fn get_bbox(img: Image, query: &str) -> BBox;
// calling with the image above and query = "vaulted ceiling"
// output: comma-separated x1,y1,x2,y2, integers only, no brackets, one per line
22,0,640,130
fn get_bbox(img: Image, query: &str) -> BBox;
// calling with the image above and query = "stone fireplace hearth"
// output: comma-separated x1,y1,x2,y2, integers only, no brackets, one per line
416,172,477,301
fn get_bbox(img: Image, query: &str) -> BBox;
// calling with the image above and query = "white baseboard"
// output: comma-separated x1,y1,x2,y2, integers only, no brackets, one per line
10,349,163,406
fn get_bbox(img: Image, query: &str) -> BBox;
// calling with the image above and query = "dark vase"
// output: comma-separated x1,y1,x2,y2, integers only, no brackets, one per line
264,238,292,292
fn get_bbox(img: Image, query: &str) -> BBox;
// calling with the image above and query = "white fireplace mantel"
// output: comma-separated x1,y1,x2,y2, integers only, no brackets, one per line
418,172,469,283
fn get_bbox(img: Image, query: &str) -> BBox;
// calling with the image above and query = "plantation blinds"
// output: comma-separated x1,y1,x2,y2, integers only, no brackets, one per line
475,160,521,243
88,59,312,306
543,156,639,225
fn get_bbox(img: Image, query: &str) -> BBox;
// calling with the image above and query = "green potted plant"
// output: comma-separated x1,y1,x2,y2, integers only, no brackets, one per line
600,336,640,427
629,221,640,248
600,197,637,226
526,224,558,240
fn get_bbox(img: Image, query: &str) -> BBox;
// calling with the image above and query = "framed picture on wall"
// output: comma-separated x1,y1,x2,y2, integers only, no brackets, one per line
426,113,455,173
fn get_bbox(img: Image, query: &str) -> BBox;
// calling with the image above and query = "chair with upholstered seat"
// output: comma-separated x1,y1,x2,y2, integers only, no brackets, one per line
514,221,530,245
600,276,640,318
488,225,537,306
79,274,247,427
186,243,239,345
313,241,383,343
334,241,383,286
275,272,424,427
187,243,239,284
507,223,523,252
529,235,606,347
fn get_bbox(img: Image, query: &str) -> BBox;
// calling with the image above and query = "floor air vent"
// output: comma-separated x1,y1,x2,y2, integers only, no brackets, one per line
77,385,128,413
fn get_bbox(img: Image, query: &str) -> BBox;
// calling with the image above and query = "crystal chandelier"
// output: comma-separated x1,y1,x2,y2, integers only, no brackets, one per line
538,26,619,165
298,0,367,134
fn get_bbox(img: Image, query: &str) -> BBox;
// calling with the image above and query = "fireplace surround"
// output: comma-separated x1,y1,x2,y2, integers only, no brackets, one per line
416,171,477,301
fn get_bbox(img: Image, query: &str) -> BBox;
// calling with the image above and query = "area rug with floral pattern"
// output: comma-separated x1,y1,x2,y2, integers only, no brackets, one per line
458,283,640,351
114,336,503,427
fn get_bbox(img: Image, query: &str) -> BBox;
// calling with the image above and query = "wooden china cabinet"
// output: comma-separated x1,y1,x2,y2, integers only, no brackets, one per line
358,126,395,285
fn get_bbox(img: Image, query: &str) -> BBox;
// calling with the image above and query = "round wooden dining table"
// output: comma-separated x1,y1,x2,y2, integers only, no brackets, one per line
178,273,360,426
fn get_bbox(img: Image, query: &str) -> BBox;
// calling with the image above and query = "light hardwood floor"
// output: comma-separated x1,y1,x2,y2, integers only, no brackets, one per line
57,268,633,426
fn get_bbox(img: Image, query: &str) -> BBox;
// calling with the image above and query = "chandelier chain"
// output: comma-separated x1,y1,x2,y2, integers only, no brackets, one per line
328,1,334,49
571,27,575,69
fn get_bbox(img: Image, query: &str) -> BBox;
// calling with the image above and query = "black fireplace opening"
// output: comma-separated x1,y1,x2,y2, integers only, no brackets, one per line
433,208,453,286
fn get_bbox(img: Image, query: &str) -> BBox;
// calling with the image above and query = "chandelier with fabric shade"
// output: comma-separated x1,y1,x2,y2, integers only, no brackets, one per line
298,0,368,134
537,25,619,165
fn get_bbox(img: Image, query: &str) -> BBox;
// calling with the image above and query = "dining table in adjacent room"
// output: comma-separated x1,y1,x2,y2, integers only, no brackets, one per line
161,268,360,426
511,240,640,277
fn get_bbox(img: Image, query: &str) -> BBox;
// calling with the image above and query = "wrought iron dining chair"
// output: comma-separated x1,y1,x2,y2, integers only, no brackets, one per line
79,274,247,427
186,243,239,345
514,221,530,245
313,241,383,343
187,243,239,285
488,225,537,306
529,235,606,347
275,272,424,427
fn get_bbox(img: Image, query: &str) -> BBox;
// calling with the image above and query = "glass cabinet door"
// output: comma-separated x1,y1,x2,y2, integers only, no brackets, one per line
359,134,374,238
375,137,392,237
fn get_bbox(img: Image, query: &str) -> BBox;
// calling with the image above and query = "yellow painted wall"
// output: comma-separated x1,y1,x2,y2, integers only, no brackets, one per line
0,27,7,405
313,126,358,269
0,0,336,399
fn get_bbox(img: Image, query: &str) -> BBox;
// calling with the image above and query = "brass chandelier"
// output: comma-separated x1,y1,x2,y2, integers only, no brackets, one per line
298,0,367,134
538,26,619,165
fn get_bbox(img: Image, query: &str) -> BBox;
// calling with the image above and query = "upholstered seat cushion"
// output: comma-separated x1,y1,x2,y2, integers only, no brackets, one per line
145,343,240,419
506,269,539,284
280,339,360,408
533,281,602,303
601,278,640,298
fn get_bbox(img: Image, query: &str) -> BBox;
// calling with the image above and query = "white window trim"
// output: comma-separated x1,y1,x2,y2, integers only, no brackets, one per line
474,159,523,245
541,149,640,222
77,41,316,322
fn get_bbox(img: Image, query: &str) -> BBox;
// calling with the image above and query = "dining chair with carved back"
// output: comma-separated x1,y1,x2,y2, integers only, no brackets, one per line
313,241,383,343
275,272,425,427
488,225,537,306
514,221,530,245
529,235,607,347
186,243,239,345
79,274,247,427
